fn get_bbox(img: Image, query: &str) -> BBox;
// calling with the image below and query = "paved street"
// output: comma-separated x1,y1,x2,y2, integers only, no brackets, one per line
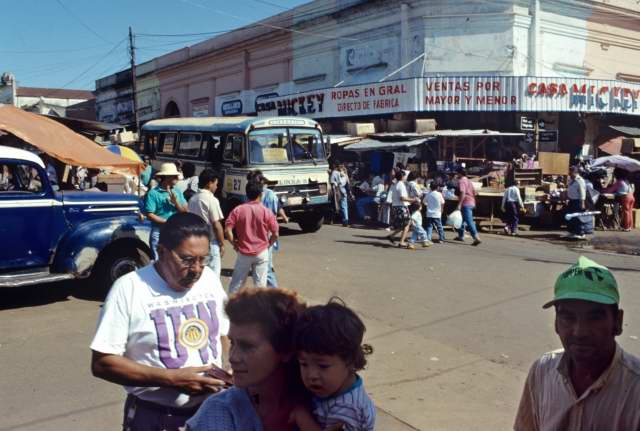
1,225,639,431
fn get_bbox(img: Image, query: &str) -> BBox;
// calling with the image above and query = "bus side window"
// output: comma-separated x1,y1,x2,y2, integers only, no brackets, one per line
143,133,158,157
158,133,177,155
176,133,202,158
223,135,244,164
203,134,223,164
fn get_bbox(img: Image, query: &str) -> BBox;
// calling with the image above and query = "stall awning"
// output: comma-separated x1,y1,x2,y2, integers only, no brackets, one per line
610,125,640,137
0,105,141,173
345,138,434,152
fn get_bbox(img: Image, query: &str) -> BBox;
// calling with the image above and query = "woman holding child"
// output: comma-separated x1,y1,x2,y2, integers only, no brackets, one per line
187,288,375,431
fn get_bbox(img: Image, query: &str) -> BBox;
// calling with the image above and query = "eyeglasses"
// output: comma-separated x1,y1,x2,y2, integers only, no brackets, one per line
170,250,212,269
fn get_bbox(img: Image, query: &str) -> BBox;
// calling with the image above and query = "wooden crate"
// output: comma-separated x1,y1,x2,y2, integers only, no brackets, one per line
513,168,543,186
538,152,570,176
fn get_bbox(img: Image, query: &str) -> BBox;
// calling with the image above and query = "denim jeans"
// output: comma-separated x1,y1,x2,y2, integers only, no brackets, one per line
356,196,375,220
409,224,429,244
504,202,519,233
266,246,278,288
149,226,161,260
208,240,221,278
339,196,349,224
567,199,585,235
426,217,445,241
228,248,269,293
457,206,478,240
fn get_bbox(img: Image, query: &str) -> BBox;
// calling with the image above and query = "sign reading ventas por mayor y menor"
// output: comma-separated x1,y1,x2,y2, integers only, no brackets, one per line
256,77,640,118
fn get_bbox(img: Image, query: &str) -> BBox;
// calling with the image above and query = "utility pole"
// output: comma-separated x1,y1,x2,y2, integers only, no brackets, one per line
128,26,140,134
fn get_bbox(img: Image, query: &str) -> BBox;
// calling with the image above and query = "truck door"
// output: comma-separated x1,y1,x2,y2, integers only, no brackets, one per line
0,161,67,270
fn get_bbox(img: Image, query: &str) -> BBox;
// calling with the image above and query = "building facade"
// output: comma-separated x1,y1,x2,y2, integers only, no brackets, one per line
1,73,95,119
95,0,640,154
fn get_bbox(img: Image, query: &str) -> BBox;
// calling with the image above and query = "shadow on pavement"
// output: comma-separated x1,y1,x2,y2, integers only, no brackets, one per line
335,239,406,249
0,279,108,310
524,257,640,273
279,226,307,237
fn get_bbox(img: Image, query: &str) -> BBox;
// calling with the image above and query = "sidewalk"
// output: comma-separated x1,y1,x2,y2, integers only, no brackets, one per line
484,226,640,256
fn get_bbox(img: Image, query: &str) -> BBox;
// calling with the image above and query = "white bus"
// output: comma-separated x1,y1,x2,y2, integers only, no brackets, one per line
142,116,330,232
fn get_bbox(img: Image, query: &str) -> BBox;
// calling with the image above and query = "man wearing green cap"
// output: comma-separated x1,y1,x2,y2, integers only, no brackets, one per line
514,256,640,430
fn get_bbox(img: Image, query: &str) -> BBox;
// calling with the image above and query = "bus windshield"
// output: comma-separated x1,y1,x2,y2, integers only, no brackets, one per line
248,128,324,164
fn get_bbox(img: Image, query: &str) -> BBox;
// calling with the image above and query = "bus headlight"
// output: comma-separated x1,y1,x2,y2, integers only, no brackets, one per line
319,183,328,195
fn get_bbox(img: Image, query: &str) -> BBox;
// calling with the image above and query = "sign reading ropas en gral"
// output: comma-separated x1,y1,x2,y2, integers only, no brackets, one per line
256,77,640,118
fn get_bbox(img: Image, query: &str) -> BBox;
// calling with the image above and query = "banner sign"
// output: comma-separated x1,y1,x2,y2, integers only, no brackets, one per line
257,79,420,118
256,76,640,117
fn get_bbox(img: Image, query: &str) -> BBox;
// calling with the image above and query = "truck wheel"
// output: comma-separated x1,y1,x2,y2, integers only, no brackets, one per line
298,214,324,233
94,247,150,297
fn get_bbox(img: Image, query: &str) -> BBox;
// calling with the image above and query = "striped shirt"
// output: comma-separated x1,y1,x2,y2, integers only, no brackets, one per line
312,375,376,431
514,344,640,431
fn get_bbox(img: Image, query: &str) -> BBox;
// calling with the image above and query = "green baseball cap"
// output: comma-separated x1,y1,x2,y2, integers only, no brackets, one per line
543,256,619,309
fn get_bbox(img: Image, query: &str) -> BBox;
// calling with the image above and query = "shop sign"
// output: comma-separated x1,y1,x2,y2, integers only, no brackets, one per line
520,117,534,131
257,76,640,118
257,80,419,118
255,92,279,113
539,130,558,145
192,104,209,117
221,100,243,116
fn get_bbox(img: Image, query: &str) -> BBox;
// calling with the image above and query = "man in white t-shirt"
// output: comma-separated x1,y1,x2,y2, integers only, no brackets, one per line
90,213,230,431
424,181,446,243
188,169,225,278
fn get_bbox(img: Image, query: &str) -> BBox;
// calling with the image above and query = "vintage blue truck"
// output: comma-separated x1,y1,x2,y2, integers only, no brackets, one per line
0,146,152,294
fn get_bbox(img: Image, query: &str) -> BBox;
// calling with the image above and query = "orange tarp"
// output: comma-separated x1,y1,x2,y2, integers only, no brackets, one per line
0,105,142,173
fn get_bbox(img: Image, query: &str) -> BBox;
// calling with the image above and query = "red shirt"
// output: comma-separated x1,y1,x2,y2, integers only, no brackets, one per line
225,200,279,256
458,176,476,207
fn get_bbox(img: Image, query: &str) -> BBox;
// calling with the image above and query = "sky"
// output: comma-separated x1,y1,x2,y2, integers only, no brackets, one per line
1,0,310,91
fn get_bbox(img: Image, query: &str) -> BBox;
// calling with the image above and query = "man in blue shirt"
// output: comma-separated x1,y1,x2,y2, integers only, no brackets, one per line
144,163,188,260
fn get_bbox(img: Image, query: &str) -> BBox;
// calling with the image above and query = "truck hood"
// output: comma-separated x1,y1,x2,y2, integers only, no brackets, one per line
59,191,142,210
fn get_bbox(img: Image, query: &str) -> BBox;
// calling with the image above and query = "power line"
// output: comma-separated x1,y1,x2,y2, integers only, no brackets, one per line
247,0,289,10
0,44,110,54
40,38,127,98
54,0,113,44
136,30,231,38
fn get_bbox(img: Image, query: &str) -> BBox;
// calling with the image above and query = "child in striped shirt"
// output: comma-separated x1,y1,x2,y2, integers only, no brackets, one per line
290,299,376,431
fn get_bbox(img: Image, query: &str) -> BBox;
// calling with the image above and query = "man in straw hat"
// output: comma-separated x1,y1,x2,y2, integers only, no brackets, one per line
145,163,188,260
514,256,640,430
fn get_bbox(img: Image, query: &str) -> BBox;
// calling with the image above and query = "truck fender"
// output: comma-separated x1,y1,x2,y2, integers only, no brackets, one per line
51,216,152,276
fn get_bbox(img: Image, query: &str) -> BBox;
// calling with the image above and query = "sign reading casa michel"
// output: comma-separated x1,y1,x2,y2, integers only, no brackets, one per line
256,76,640,118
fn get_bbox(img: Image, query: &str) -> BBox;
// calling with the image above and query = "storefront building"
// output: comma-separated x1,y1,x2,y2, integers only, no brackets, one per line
96,0,640,154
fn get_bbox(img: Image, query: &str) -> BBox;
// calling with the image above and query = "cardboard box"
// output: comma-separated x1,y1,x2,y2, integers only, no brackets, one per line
346,122,375,136
538,152,570,176
634,209,640,229
622,138,640,153
415,119,437,133
540,182,557,193
386,119,414,132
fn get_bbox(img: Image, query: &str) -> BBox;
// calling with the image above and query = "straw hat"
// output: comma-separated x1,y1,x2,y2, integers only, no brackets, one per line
156,163,180,177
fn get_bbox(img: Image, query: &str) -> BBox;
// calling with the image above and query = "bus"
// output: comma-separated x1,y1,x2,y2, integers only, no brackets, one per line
142,116,330,232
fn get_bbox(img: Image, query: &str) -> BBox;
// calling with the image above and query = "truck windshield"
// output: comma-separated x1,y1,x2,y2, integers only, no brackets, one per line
248,128,291,164
290,128,324,162
248,128,325,165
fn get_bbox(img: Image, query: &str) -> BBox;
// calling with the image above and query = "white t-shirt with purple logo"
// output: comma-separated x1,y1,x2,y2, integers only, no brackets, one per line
90,264,229,408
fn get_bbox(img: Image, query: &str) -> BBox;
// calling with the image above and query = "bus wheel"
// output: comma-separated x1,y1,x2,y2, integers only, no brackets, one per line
298,213,324,233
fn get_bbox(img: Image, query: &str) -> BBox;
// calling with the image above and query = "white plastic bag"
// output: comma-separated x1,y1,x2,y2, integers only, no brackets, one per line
446,210,463,229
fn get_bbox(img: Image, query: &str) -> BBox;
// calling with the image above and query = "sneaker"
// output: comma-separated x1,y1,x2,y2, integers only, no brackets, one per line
575,234,586,240
503,226,510,235
510,232,518,236
384,227,392,232
453,237,465,242
422,241,432,247
405,243,416,250
472,238,482,246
